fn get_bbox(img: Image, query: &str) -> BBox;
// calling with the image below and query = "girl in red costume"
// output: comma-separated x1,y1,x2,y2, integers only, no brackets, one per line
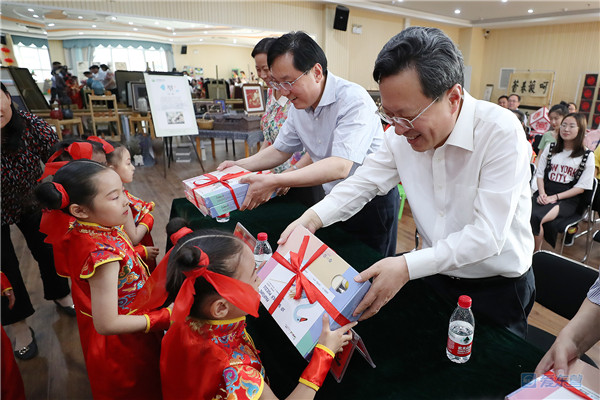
106,142,159,270
158,223,356,399
36,160,170,400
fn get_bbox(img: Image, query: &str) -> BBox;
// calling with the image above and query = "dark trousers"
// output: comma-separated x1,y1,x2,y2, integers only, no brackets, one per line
1,212,70,325
423,268,536,339
339,187,400,257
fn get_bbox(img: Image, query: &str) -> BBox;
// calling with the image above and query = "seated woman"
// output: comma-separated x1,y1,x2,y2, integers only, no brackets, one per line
531,113,595,250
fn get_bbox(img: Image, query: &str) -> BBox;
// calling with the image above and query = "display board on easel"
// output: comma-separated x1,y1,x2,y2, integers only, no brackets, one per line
143,72,204,175
507,71,555,108
144,72,197,137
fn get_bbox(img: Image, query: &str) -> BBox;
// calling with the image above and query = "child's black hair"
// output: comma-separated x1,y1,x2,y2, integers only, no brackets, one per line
165,229,245,319
165,217,190,253
35,160,109,212
105,140,127,165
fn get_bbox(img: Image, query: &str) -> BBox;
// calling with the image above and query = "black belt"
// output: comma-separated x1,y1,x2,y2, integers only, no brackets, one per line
434,269,531,286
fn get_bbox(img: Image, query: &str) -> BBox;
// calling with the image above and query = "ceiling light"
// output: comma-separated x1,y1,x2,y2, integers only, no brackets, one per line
48,23,55,27
199,39,203,42
128,21,133,25
78,16,83,19
233,39,237,44
133,28,138,31
169,39,173,42
154,21,159,25
32,14,39,18
528,9,533,13
28,8,34,12
203,31,208,34
501,0,507,2
111,16,116,20
92,24,96,28
454,9,461,14
173,32,176,35
78,32,84,35
166,26,171,30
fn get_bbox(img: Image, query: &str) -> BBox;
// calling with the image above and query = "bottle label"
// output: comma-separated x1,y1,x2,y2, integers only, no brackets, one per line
447,321,474,357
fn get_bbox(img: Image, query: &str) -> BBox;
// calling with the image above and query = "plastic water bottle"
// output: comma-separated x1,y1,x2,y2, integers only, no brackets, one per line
446,295,475,364
253,232,272,271
216,213,230,223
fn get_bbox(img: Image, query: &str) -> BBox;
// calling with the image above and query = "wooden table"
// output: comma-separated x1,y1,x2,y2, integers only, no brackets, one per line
195,128,263,159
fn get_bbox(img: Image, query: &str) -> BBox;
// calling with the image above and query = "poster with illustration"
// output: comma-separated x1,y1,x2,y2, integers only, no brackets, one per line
143,72,197,137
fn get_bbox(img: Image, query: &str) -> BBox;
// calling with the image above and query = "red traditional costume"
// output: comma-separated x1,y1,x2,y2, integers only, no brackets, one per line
161,316,265,400
125,189,157,271
0,272,26,400
41,216,164,400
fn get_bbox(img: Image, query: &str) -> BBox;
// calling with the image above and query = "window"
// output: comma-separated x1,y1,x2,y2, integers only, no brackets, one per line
13,44,52,83
92,45,168,72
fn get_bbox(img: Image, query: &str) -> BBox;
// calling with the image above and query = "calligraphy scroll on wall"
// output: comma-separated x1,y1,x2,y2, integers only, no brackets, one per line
508,71,555,107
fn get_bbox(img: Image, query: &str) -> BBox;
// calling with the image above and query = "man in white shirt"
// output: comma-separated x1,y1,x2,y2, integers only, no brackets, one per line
280,27,535,338
219,31,399,257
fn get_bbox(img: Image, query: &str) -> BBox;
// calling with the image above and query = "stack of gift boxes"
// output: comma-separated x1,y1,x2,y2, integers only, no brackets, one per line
183,166,272,218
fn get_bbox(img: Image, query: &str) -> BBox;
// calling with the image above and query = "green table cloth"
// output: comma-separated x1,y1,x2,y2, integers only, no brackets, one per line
170,196,545,399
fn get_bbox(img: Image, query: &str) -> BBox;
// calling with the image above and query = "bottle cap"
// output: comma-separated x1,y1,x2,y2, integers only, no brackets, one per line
458,295,472,308
257,232,268,241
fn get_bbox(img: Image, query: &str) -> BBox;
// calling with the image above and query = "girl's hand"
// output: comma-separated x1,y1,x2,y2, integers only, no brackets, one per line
317,314,357,354
2,288,15,310
146,246,160,260
537,193,548,205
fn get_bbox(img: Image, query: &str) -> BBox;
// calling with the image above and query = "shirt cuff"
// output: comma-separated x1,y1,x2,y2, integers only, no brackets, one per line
403,247,438,280
311,197,338,227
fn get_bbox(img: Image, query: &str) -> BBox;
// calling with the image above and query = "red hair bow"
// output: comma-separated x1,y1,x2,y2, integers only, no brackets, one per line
40,142,94,180
170,227,193,246
171,247,260,322
87,136,115,153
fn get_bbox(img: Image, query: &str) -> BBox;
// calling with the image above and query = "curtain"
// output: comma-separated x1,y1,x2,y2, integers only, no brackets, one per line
62,38,172,51
11,35,49,48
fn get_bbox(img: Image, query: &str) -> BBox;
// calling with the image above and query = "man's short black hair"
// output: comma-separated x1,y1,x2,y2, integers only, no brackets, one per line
373,26,464,99
498,95,508,101
89,65,99,70
267,31,327,74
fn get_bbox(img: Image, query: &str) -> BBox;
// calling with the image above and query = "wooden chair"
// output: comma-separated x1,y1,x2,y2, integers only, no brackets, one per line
46,117,85,140
88,94,122,141
129,113,155,139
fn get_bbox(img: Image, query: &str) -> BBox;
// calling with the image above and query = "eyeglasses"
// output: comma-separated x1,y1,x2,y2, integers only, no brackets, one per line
376,97,439,131
560,123,578,130
267,70,310,92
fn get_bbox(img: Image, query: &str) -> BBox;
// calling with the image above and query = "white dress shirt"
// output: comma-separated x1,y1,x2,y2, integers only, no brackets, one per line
273,72,383,194
312,91,534,279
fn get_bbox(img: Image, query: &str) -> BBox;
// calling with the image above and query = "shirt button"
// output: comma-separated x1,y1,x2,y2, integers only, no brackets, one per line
439,211,445,217
315,117,319,121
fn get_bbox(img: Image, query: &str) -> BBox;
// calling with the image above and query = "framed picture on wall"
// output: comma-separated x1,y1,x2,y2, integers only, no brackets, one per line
483,84,494,102
242,84,265,114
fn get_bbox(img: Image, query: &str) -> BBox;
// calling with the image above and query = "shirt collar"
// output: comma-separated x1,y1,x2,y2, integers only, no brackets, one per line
305,71,336,113
444,90,475,152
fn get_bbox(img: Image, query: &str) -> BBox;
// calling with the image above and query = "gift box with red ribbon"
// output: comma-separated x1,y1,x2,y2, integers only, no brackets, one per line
257,225,370,358
182,166,272,217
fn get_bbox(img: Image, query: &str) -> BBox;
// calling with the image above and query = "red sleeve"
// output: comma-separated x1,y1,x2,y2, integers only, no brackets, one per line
0,272,12,293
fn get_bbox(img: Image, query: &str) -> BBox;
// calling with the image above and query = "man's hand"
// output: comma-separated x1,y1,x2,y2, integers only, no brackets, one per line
353,256,410,321
278,209,323,245
217,160,237,171
239,174,277,210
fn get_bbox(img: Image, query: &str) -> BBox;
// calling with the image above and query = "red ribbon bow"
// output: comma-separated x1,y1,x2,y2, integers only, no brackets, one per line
170,227,193,246
171,247,260,323
52,182,70,209
40,142,94,180
269,236,351,327
87,136,115,154
192,171,251,210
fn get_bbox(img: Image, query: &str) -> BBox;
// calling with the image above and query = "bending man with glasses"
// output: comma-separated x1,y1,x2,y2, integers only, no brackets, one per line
280,27,536,339
218,31,400,257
